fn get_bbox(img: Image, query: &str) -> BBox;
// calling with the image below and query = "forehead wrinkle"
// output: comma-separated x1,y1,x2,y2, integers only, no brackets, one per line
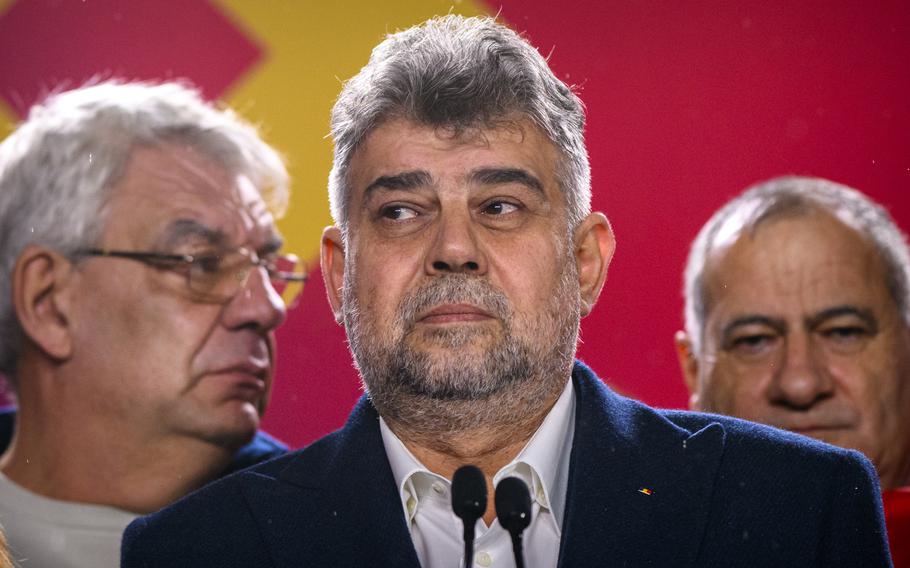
130,145,231,201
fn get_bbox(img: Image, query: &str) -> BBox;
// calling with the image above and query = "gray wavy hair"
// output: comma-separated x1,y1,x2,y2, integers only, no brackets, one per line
0,80,288,382
683,175,910,353
328,15,590,237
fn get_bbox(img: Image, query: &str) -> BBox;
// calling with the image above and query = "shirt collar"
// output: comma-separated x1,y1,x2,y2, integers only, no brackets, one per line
497,377,575,529
380,378,576,530
380,417,446,524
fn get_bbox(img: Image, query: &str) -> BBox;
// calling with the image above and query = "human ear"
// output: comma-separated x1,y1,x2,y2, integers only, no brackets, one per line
12,245,76,362
320,226,346,325
674,330,703,410
573,212,615,317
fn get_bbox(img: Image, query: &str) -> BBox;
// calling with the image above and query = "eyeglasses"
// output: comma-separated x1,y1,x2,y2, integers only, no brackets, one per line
76,247,307,307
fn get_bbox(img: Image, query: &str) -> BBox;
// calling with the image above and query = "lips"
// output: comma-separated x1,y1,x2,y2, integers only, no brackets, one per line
417,303,495,324
204,361,268,396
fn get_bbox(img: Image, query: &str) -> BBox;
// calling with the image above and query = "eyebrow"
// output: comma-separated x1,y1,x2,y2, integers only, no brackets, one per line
160,219,228,250
363,170,433,201
805,305,878,332
469,167,544,195
721,315,788,341
160,219,284,255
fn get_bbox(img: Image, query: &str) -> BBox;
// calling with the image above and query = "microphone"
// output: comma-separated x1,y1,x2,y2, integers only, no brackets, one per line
452,465,487,568
495,477,532,568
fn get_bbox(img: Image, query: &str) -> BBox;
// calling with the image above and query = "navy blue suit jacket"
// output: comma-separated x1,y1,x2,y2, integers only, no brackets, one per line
122,362,891,567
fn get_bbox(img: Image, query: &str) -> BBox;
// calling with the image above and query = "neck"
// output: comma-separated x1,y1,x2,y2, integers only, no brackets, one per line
1,412,233,514
880,459,910,492
384,376,567,524
2,368,236,514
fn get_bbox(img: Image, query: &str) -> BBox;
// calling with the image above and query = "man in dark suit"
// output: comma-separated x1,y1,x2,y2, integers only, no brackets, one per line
122,16,891,567
674,176,910,565
0,80,303,567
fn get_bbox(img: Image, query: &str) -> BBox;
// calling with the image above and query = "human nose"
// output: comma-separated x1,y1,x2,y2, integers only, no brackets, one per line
425,209,487,276
221,266,287,332
767,334,833,409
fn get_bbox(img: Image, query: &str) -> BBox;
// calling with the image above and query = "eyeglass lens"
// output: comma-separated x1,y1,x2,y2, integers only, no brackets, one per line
186,252,305,307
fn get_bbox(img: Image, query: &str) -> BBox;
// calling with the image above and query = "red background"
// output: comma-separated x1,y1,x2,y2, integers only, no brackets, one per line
1,0,908,449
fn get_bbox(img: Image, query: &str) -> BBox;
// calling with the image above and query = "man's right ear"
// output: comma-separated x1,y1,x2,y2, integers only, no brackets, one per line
320,226,346,326
674,330,702,410
12,245,77,361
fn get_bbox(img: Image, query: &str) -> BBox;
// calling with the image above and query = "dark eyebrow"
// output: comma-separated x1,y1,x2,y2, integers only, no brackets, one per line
160,219,284,256
806,305,878,332
160,219,228,250
721,315,788,341
469,167,544,195
363,170,433,201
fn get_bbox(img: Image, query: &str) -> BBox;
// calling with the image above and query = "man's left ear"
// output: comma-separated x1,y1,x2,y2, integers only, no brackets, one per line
674,330,703,410
573,212,615,317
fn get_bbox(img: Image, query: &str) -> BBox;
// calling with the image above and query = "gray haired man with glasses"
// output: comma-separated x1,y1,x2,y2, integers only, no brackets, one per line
0,80,305,567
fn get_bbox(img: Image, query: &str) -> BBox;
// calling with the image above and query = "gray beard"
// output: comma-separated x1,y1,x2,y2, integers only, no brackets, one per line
342,261,580,437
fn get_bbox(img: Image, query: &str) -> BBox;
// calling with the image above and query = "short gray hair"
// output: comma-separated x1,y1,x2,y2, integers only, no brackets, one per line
328,15,590,235
0,80,288,381
683,175,910,354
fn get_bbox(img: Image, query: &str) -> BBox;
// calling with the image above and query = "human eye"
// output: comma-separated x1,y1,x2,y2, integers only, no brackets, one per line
379,204,419,221
192,253,224,275
818,324,870,353
480,200,520,216
726,331,780,359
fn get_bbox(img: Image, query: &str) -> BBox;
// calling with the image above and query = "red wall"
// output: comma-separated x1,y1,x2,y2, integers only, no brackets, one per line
1,1,908,449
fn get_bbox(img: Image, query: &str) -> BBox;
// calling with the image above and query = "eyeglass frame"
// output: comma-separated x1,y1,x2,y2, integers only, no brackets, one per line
74,247,307,306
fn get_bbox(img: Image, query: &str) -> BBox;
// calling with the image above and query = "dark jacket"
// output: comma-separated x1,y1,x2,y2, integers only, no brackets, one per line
121,361,891,567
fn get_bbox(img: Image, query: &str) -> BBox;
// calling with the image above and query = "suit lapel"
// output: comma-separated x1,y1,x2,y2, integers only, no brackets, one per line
241,398,422,567
558,363,726,567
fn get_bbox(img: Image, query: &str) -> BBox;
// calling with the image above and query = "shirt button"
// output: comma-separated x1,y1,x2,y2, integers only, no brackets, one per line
475,551,492,567
432,482,446,495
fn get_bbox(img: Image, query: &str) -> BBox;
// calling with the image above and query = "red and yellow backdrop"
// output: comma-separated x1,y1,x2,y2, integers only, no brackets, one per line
1,0,908,449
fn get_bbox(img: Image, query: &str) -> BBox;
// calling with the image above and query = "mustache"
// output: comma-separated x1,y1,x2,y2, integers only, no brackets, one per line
396,275,511,330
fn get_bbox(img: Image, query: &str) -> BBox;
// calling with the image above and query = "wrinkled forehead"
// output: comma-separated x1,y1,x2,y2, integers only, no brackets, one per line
710,198,866,252
102,143,277,249
703,208,893,310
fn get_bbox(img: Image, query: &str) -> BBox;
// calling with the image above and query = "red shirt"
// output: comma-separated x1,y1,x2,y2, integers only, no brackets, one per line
884,488,910,567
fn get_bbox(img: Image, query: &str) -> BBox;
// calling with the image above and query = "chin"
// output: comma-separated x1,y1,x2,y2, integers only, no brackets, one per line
198,404,261,449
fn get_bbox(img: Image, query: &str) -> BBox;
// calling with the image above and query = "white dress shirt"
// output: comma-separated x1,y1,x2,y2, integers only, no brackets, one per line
381,378,576,568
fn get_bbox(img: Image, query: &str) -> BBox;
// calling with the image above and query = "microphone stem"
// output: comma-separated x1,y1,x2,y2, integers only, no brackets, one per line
510,531,525,568
463,538,474,568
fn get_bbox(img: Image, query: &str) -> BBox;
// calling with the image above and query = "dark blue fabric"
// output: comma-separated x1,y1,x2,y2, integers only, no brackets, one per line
121,361,892,567
0,407,287,478
0,406,14,452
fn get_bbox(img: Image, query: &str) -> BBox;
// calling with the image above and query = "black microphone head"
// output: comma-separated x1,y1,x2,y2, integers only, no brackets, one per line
452,465,487,523
495,477,532,534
